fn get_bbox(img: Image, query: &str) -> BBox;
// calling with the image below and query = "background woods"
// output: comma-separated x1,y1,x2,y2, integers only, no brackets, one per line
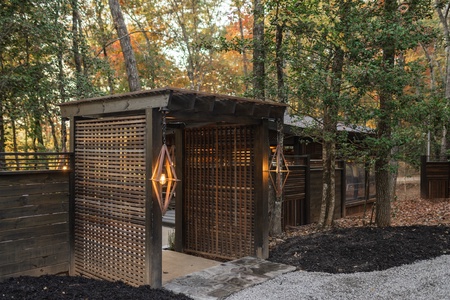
0,0,445,227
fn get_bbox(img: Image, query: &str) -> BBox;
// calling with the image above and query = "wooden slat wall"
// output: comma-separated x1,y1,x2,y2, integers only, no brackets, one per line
184,126,255,260
74,116,146,286
308,168,344,223
0,172,70,280
423,161,450,199
282,164,307,229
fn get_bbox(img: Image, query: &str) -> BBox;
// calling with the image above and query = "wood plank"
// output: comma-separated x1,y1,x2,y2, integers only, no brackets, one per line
0,213,68,232
0,251,68,275
0,242,69,267
0,203,69,220
1,223,69,242
0,263,69,281
0,193,68,210
0,233,68,254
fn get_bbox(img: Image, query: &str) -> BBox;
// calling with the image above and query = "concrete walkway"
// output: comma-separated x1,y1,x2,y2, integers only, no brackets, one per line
164,256,296,300
162,250,221,284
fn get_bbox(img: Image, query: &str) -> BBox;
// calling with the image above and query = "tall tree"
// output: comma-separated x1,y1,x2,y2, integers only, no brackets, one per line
435,0,450,156
109,0,141,92
253,0,265,99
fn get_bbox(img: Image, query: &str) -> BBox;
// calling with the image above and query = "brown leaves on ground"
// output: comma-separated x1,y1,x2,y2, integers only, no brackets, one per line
271,182,450,246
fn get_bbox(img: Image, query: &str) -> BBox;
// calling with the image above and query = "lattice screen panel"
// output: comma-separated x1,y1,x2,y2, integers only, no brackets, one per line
74,116,146,286
184,125,255,260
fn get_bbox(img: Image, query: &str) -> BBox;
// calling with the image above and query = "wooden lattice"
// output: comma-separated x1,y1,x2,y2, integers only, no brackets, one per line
74,116,146,286
183,125,255,260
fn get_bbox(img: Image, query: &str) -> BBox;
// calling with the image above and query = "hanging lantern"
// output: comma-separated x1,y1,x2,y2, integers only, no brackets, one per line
269,144,290,197
151,109,179,215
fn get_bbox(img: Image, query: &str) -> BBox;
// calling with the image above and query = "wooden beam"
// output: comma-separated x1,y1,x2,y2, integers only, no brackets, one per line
192,95,215,112
145,108,162,287
68,117,76,276
254,120,269,259
168,111,260,125
168,93,196,110
60,94,170,118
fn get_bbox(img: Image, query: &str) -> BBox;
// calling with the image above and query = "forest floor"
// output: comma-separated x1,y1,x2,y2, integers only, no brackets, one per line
1,182,449,299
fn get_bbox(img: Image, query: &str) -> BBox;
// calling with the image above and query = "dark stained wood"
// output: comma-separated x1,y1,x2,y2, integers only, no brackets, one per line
307,166,344,223
421,156,450,199
254,120,269,259
73,115,147,287
0,171,70,281
146,108,163,288
183,125,257,260
282,162,307,228
59,88,287,120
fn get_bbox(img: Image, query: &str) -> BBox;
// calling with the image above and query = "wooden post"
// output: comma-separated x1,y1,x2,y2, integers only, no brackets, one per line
145,108,162,287
254,120,269,259
174,128,184,252
340,160,346,218
305,155,311,224
68,117,76,276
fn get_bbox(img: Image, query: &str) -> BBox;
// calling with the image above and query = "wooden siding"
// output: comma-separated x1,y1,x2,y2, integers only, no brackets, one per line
74,116,147,286
421,156,450,199
183,125,255,260
307,168,344,223
282,159,308,228
0,171,70,280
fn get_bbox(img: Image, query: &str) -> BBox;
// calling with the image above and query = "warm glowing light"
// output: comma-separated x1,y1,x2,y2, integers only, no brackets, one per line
159,173,167,185
269,144,290,197
151,144,180,215
62,165,68,170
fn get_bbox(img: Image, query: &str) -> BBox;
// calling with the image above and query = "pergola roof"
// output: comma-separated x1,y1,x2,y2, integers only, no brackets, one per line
59,87,287,122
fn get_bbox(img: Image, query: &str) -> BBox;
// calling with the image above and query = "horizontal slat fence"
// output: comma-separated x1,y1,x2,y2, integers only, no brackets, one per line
0,152,70,171
282,156,309,228
421,156,450,199
0,170,70,281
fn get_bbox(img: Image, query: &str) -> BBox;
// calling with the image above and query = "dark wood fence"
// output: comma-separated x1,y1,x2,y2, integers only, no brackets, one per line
282,157,345,229
282,156,309,228
421,155,450,199
0,153,72,281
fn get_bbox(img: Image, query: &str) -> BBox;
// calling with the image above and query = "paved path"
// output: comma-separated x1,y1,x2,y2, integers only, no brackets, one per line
164,256,295,300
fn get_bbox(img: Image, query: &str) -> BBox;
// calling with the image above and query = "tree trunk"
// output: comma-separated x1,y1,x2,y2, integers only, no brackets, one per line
71,0,83,96
375,155,391,227
435,1,450,156
253,0,265,99
318,43,344,228
95,0,115,94
109,0,141,92
375,0,396,227
236,3,249,92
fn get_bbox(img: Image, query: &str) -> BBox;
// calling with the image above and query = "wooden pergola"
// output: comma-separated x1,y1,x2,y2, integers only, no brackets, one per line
59,87,287,287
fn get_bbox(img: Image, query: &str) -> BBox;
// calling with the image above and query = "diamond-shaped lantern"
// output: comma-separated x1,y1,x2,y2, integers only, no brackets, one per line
269,144,290,197
151,143,179,215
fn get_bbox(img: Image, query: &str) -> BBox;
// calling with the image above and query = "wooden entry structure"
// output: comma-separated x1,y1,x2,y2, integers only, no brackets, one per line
59,87,286,287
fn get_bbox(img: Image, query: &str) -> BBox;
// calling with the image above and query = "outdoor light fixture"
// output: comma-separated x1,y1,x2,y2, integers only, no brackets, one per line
151,109,179,215
269,144,290,197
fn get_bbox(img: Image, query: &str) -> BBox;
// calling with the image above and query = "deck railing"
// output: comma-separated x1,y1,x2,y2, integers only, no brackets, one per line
0,152,73,172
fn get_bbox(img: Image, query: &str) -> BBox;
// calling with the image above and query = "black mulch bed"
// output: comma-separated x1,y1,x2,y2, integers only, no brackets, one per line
0,275,193,300
1,225,449,299
269,225,450,273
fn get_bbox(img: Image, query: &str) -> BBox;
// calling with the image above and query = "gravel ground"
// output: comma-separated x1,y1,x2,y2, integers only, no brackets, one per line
226,254,450,300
